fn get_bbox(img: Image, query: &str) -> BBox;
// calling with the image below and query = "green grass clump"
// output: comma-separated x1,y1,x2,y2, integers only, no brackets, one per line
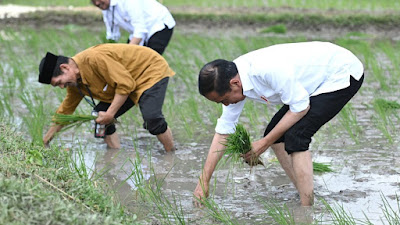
0,123,138,224
373,99,400,111
313,162,333,173
259,24,287,34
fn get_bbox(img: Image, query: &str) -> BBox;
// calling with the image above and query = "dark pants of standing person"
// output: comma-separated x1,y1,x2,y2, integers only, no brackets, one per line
127,25,174,55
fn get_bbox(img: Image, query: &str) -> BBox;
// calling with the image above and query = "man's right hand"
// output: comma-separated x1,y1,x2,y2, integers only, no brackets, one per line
43,124,64,148
193,180,209,208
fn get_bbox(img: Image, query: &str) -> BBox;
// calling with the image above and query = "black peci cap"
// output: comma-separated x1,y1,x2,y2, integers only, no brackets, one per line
38,52,58,84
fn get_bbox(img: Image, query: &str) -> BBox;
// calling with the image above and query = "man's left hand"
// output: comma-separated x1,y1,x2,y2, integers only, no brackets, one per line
243,139,268,165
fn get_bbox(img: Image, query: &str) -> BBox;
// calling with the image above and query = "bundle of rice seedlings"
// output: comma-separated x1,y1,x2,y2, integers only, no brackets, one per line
269,158,333,173
52,113,97,130
313,162,333,173
223,124,263,167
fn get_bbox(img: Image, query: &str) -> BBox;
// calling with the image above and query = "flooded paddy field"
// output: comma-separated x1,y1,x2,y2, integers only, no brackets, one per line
1,5,399,224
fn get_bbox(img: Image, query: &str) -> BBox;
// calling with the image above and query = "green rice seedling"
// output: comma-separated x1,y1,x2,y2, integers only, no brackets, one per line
197,197,240,225
270,158,333,173
380,193,400,224
370,55,389,91
52,113,97,130
322,199,362,225
222,124,269,167
19,92,47,145
373,99,400,110
127,149,188,224
222,124,264,166
378,41,400,85
372,98,399,143
70,146,93,179
261,201,296,225
313,162,333,173
338,103,362,144
259,24,287,34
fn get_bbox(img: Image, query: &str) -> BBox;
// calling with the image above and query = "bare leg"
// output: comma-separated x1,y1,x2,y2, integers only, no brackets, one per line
156,127,175,152
292,150,314,206
104,132,121,149
271,143,298,189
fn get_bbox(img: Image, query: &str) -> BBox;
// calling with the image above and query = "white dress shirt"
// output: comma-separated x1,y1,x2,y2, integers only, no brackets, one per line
215,41,364,134
102,0,176,45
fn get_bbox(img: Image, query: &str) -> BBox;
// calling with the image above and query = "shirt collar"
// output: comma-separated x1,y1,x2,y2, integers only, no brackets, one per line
109,0,118,8
234,57,254,94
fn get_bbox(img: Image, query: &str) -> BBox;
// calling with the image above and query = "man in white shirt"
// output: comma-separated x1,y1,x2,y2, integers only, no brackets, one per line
193,41,364,207
91,0,175,55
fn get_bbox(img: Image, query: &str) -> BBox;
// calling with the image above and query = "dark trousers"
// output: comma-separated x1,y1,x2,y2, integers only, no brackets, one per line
94,77,170,136
128,25,174,55
264,75,364,154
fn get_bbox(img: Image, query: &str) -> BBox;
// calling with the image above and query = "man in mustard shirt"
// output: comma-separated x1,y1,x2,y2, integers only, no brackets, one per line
38,44,175,151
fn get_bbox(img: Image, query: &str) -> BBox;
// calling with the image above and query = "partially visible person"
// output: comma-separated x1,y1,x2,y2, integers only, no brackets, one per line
39,44,175,151
91,0,175,55
193,41,364,207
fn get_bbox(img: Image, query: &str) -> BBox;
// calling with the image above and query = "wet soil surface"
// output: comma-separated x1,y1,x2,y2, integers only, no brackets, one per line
65,99,400,224
2,4,399,224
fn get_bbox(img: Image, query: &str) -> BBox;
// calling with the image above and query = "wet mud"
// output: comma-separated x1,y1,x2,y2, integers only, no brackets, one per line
65,108,400,224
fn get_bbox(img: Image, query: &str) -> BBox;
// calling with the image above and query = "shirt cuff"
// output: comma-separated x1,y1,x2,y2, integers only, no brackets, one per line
289,99,310,113
215,118,237,134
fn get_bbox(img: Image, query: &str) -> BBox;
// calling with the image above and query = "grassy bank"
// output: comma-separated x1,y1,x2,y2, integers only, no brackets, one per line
0,123,138,225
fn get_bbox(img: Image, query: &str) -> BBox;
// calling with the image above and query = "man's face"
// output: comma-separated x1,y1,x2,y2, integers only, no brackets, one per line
205,87,245,106
92,0,110,10
50,67,78,89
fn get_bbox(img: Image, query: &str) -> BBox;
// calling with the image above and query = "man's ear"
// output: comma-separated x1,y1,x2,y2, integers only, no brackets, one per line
229,74,241,88
59,63,69,74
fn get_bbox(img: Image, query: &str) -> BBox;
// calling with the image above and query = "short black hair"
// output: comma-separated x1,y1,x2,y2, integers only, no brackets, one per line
198,59,238,96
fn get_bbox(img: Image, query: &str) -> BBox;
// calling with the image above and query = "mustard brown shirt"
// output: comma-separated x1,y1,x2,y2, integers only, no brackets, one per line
56,44,175,115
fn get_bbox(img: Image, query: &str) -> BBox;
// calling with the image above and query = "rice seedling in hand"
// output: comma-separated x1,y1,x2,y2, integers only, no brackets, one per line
223,124,263,167
52,113,97,131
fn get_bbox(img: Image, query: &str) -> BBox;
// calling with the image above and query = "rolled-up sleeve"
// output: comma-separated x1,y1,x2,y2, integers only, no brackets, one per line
215,99,246,134
126,1,147,40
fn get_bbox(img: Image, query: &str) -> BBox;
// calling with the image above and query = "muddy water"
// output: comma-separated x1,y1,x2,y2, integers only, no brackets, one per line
61,102,400,225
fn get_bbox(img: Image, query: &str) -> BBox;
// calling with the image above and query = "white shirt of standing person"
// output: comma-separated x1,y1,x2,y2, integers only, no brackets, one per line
215,41,364,134
102,0,176,45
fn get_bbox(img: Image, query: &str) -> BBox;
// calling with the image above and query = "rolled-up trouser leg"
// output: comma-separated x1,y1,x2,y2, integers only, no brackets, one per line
138,77,169,135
